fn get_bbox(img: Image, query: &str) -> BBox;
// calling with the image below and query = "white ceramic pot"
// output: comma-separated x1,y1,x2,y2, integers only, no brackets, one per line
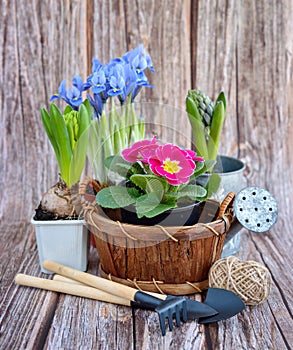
31,218,89,274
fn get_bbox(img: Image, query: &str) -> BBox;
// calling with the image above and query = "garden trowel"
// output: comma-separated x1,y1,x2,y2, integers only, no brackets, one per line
198,287,245,323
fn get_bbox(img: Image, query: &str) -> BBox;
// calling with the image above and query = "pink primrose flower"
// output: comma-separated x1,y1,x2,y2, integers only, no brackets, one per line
122,135,159,163
149,144,196,185
184,149,204,163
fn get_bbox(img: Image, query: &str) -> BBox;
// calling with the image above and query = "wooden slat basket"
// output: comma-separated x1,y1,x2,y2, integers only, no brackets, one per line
79,178,234,295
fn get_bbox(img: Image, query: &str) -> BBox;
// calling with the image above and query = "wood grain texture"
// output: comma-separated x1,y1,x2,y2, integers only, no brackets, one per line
191,0,239,157
44,247,134,349
0,223,58,350
235,8,293,346
0,0,87,222
191,0,293,348
1,0,293,349
90,0,192,147
236,0,293,218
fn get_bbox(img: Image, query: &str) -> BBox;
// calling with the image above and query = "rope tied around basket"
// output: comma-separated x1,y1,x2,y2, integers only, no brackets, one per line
81,177,235,244
81,179,237,295
185,281,204,293
87,208,102,232
155,225,179,242
128,277,166,294
152,278,166,294
105,268,178,295
103,270,207,294
128,278,143,291
108,270,166,294
86,206,230,243
99,265,209,295
116,221,138,241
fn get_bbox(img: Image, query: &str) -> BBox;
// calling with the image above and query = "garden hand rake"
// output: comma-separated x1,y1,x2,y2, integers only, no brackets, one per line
42,260,199,335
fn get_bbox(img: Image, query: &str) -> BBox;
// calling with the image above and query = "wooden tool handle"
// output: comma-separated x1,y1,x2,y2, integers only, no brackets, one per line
43,260,148,302
15,274,131,306
53,274,167,300
53,274,85,285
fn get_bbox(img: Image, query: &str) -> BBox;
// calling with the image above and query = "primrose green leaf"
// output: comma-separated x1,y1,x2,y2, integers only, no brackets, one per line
136,193,161,217
177,184,207,200
128,162,146,176
130,174,166,197
104,155,134,178
105,155,145,179
136,193,177,218
104,155,124,169
194,161,204,172
145,178,165,200
189,160,216,180
96,186,140,209
163,192,178,202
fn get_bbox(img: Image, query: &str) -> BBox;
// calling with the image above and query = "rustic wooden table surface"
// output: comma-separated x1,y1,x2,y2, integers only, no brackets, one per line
1,222,292,350
1,0,293,348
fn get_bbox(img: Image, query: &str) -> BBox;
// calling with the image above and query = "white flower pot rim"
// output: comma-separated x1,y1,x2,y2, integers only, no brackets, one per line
31,217,85,225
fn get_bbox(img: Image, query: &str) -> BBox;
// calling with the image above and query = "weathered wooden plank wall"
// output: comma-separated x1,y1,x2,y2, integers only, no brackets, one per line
2,0,292,224
1,0,293,349
0,0,88,222
90,0,192,145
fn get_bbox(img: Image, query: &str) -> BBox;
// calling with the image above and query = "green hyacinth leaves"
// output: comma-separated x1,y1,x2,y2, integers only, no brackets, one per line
186,90,226,162
41,101,91,187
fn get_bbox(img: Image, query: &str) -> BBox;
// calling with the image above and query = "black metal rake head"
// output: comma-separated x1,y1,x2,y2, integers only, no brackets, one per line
155,297,188,336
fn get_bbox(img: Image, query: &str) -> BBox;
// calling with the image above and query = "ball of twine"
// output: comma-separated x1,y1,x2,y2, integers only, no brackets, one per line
209,256,272,306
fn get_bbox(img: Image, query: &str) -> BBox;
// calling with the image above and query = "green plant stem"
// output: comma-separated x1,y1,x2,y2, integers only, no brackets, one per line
100,110,113,157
